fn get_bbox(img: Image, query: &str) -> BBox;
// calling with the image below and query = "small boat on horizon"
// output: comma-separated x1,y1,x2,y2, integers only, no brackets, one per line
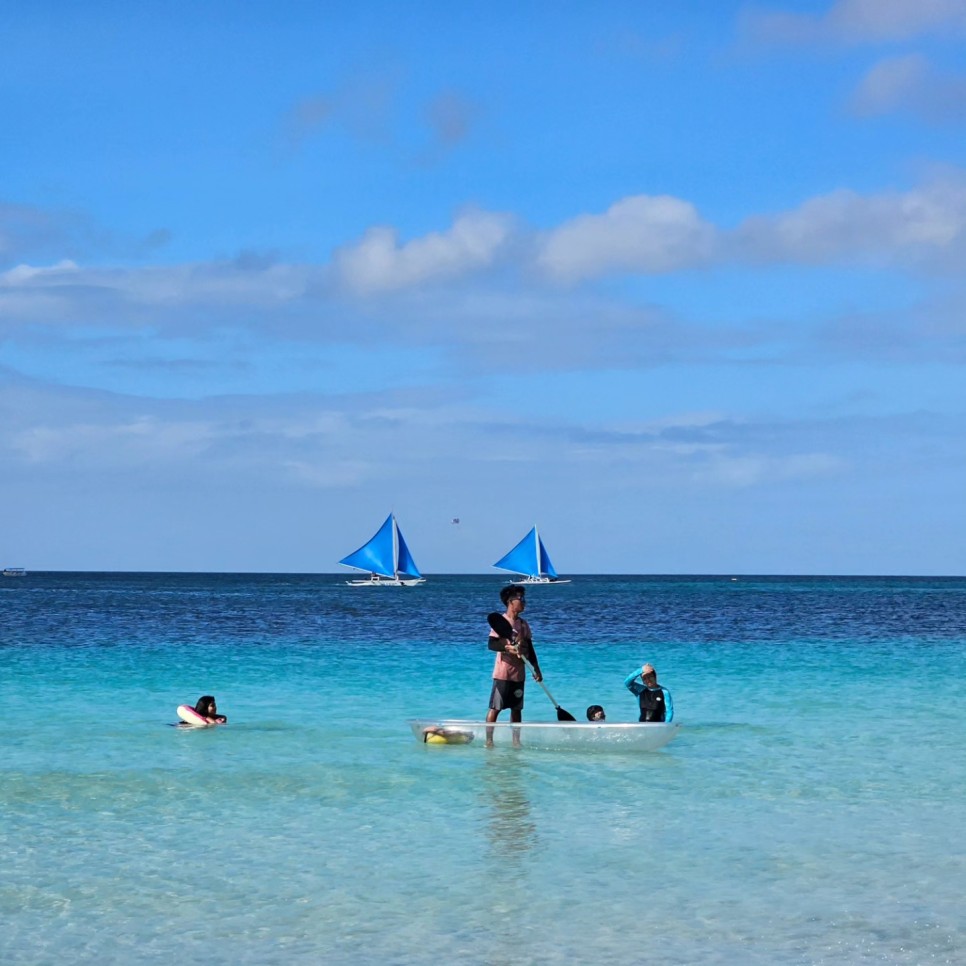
493,526,570,584
3,567,27,577
338,513,426,587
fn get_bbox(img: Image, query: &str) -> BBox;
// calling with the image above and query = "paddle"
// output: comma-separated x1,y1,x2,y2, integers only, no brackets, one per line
487,611,576,722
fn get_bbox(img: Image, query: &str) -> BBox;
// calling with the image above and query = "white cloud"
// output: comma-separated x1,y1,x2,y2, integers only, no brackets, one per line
850,53,929,114
11,415,214,467
850,54,966,122
732,176,966,267
535,195,717,283
701,452,844,487
826,0,966,42
0,203,85,263
282,458,371,487
4,174,966,375
0,256,318,329
743,0,966,45
0,374,478,481
332,208,514,294
0,259,80,284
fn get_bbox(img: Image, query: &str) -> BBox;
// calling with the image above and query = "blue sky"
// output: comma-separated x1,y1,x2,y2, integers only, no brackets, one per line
2,0,965,574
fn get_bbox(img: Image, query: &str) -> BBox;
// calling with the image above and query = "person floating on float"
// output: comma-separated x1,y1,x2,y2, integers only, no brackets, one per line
176,695,228,727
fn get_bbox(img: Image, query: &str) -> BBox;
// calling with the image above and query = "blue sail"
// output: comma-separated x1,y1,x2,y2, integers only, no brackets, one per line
537,535,557,578
339,514,422,579
493,526,558,579
393,523,422,579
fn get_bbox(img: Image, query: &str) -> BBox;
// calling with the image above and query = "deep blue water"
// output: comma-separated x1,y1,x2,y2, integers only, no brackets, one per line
3,573,966,964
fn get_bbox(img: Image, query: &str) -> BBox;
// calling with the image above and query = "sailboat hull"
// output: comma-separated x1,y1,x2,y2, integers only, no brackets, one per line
504,576,571,585
345,576,426,587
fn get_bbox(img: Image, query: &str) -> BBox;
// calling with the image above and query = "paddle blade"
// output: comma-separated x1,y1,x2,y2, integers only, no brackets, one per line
557,706,577,722
487,612,514,638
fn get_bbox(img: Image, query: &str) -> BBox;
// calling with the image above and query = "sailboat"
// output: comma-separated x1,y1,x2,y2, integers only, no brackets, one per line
338,513,426,587
493,526,570,584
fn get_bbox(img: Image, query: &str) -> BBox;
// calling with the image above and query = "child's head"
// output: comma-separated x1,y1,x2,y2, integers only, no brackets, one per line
195,695,216,715
586,705,605,721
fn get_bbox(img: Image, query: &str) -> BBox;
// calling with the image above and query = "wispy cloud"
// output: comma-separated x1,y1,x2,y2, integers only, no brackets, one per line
594,29,684,64
0,201,171,267
283,77,482,161
849,53,966,122
815,292,966,363
742,0,966,46
283,73,399,150
0,202,97,265
425,90,480,148
0,374,449,486
0,370,907,497
0,255,319,334
526,413,849,489
731,174,966,269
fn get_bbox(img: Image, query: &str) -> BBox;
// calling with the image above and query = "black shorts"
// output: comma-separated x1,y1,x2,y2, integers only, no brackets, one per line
489,678,525,712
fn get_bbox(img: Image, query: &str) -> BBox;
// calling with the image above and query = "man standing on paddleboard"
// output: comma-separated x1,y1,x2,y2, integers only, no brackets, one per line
485,585,543,745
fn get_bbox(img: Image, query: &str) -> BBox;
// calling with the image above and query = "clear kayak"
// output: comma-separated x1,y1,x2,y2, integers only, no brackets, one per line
410,719,679,751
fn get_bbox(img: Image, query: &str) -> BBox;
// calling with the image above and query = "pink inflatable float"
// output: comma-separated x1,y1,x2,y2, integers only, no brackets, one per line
176,704,212,727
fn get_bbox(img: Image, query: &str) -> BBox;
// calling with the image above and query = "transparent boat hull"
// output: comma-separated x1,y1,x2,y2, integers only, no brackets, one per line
410,718,679,751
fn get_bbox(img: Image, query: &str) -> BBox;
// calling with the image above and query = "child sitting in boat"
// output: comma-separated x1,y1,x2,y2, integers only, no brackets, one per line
586,705,606,721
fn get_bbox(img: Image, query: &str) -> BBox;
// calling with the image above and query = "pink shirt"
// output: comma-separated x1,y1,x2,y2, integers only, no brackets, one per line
490,616,531,682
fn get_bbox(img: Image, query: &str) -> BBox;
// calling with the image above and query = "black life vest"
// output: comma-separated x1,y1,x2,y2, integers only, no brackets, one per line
638,686,666,722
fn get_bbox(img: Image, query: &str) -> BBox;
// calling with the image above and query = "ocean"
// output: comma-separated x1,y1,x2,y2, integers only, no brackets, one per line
2,573,965,965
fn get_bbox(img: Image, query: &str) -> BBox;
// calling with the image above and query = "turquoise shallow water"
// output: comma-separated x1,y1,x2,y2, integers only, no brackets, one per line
3,573,966,965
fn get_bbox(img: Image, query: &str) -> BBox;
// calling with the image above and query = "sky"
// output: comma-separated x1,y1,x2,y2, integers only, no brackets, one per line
2,0,965,575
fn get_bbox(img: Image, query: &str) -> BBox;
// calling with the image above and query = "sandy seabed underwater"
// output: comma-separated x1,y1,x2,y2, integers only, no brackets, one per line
3,572,966,965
